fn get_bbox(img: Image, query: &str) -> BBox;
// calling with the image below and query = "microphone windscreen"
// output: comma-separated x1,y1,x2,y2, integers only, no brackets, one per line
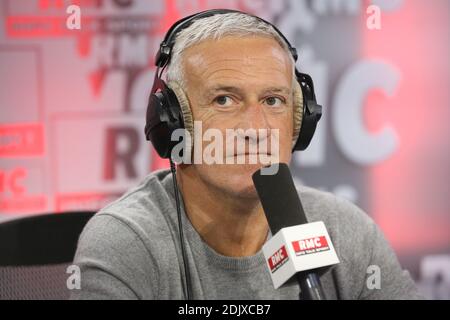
252,163,308,235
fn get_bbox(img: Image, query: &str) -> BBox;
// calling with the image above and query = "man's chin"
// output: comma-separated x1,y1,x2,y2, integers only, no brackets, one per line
219,164,265,197
223,163,267,178
222,179,259,200
191,162,275,199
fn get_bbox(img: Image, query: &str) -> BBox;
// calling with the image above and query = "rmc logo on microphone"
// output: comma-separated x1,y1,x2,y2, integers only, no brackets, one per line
268,245,289,273
263,221,340,289
292,236,330,256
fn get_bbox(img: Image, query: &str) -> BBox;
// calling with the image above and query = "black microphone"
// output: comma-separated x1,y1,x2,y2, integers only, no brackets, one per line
253,163,338,300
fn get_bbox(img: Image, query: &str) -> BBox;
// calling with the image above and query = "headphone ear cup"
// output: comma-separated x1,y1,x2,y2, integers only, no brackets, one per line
145,82,184,159
167,81,194,142
293,72,323,151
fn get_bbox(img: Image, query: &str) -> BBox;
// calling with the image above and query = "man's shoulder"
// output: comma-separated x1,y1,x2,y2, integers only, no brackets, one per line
75,169,176,263
81,169,175,246
73,170,176,299
98,169,173,223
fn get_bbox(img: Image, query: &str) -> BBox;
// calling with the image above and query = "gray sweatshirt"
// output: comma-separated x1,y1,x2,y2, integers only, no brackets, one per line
71,169,422,300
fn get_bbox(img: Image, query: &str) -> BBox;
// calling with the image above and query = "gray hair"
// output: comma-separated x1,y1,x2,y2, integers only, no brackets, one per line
165,12,296,88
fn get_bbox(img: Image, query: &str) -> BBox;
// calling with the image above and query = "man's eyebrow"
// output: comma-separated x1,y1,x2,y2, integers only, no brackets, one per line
204,85,291,97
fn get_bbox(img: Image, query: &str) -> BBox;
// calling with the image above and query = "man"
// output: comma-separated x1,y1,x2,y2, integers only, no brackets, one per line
71,11,422,300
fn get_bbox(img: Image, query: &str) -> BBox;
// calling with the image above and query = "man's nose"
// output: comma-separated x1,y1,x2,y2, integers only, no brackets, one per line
233,99,272,145
238,99,270,131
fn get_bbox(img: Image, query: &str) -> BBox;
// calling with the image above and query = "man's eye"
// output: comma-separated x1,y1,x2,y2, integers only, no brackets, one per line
264,97,284,107
214,96,234,107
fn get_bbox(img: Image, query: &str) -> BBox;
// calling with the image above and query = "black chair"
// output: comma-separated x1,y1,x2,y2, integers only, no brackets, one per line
0,211,95,300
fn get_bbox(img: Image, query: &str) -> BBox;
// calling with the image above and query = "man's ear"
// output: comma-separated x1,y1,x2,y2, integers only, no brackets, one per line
292,81,304,148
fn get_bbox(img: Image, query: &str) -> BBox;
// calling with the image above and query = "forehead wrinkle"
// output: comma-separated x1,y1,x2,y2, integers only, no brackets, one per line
202,68,255,77
202,56,289,70
201,66,291,81
187,54,290,77
189,58,246,74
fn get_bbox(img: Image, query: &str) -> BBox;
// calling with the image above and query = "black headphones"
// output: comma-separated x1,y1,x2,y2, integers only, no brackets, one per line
145,9,322,159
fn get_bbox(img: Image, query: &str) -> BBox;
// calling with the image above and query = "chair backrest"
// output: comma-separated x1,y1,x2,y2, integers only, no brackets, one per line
0,211,95,300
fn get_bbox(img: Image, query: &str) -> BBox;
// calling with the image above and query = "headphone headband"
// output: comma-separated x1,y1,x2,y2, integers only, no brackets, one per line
155,9,298,68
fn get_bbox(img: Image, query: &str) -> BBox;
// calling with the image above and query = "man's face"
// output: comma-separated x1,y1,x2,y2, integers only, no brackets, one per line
181,36,295,199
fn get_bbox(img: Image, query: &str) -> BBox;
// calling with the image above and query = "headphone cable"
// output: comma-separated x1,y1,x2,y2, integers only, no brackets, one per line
170,160,193,300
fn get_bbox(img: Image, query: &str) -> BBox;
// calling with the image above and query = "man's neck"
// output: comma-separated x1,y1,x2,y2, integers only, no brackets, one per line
176,167,269,257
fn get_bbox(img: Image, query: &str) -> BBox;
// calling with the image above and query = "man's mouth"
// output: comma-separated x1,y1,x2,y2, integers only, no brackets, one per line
232,152,272,157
